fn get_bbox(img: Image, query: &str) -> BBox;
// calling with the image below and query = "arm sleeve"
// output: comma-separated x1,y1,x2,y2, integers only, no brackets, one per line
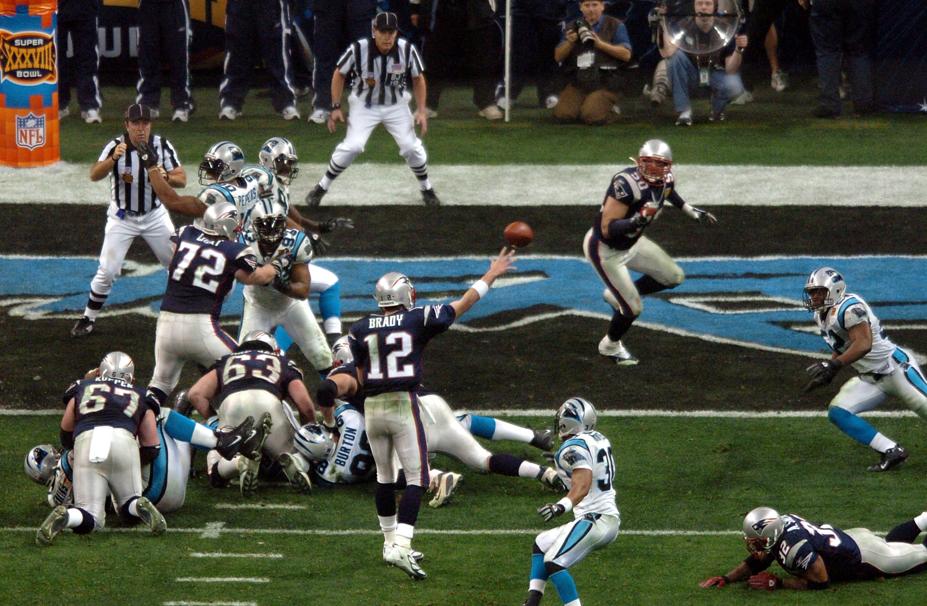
744,554,774,574
160,137,180,171
231,245,259,274
421,304,457,338
409,43,425,76
62,380,80,405
336,44,356,75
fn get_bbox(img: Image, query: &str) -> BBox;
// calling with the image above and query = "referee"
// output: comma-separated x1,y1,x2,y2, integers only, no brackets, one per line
71,104,186,338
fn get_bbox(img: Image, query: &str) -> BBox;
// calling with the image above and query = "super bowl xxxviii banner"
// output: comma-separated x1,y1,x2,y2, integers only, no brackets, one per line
1,254,925,357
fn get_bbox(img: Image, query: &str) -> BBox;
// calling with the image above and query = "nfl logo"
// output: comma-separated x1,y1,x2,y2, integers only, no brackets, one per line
16,113,47,151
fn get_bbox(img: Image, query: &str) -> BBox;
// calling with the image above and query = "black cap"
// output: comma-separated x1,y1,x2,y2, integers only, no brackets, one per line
125,103,153,122
373,12,398,31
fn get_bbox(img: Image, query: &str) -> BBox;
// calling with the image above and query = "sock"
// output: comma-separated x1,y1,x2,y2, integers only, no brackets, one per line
71,507,95,534
869,433,897,453
489,453,525,477
519,461,543,479
395,522,414,548
274,326,294,352
375,482,397,517
607,311,634,341
66,508,84,528
398,485,424,526
323,318,342,335
550,570,580,606
886,519,922,543
827,407,880,446
319,175,334,190
530,553,549,583
319,283,342,327
409,162,431,191
127,499,140,518
205,415,220,431
379,514,397,544
467,414,496,439
915,512,927,531
84,288,107,320
163,409,216,450
216,455,239,480
395,470,407,490
679,108,692,120
634,274,671,295
148,387,169,409
488,418,534,443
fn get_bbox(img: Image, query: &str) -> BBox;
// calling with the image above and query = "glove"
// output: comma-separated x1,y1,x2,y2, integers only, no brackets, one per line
699,576,728,589
803,359,844,393
270,255,291,275
319,217,355,233
135,141,158,169
537,502,566,522
691,207,718,225
747,571,781,591
630,213,651,229
309,232,330,257
271,275,289,293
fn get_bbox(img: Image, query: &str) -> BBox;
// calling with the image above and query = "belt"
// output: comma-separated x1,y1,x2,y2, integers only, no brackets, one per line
116,206,157,218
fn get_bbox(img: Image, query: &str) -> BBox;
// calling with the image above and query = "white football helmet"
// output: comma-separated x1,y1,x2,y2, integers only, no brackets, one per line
198,201,241,240
636,139,673,185
294,424,334,462
374,272,416,310
555,397,597,439
332,335,353,366
238,330,278,353
259,137,299,185
803,267,846,311
198,141,245,184
743,506,784,553
25,444,60,484
99,351,135,383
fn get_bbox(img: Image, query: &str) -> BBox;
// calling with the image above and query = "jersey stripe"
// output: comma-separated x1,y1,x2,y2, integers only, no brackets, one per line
836,296,861,330
339,38,421,106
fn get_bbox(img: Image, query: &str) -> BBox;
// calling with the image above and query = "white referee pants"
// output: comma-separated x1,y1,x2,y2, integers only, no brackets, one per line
90,204,174,301
73,428,143,529
239,299,332,372
845,528,927,575
331,96,427,181
418,394,493,471
150,311,238,395
830,347,927,419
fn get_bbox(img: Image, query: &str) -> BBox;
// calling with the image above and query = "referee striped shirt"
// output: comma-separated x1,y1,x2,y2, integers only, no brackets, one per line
336,37,424,108
98,135,181,214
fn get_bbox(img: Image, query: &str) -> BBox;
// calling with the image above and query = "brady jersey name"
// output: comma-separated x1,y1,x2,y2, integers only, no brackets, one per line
213,349,303,403
594,167,685,251
770,514,861,580
160,225,258,317
554,430,619,518
312,403,376,486
72,377,152,438
814,293,896,374
348,304,456,396
240,227,313,310
199,167,272,228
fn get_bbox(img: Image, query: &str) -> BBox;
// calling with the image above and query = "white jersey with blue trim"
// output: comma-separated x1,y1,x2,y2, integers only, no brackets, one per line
814,293,896,374
198,167,271,228
314,403,375,485
554,430,619,518
240,226,313,311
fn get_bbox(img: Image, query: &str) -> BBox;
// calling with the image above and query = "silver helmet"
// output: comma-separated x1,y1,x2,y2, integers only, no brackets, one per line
374,272,416,310
743,507,784,553
294,424,334,462
25,444,60,484
331,335,353,366
198,140,245,184
636,139,673,185
803,267,846,311
555,397,597,439
99,351,135,383
198,201,241,240
237,330,278,353
259,137,299,185
248,201,288,256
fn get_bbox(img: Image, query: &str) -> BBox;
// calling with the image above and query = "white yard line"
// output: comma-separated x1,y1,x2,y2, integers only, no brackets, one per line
189,552,283,559
164,602,257,606
214,503,306,510
2,526,741,536
175,578,269,584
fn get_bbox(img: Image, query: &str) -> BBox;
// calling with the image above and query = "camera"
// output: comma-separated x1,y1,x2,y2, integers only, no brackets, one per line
573,19,596,46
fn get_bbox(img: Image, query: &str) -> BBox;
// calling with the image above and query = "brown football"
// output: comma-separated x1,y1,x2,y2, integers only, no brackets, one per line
503,221,534,248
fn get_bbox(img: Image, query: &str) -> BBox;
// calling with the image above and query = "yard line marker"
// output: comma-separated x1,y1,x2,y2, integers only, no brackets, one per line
175,578,269,584
199,522,225,539
214,503,306,510
164,602,257,606
190,552,283,559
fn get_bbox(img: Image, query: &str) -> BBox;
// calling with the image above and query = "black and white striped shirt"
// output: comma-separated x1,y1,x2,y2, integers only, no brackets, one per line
336,37,424,108
98,134,181,214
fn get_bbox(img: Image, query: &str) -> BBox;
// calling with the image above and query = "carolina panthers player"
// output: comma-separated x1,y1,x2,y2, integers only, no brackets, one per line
584,139,717,365
802,267,927,472
700,506,927,591
238,202,333,376
522,397,620,606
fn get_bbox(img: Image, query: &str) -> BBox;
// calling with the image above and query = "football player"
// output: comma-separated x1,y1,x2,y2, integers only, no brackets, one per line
523,398,620,606
583,139,716,365
700,506,927,590
802,267,927,472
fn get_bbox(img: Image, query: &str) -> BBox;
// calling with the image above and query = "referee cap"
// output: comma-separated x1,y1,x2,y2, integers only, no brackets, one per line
125,103,153,122
373,12,398,31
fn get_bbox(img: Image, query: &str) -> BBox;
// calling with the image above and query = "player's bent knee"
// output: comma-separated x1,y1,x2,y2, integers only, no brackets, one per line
532,541,544,555
627,297,643,317
669,266,685,287
544,561,565,574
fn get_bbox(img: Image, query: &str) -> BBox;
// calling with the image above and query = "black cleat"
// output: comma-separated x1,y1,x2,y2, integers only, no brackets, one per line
305,184,327,207
868,446,909,472
421,188,441,207
241,412,273,460
214,416,255,460
530,429,554,452
70,316,95,338
208,460,230,488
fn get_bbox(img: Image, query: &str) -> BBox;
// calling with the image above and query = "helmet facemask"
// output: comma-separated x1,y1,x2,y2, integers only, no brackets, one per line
802,286,831,311
253,214,287,257
272,155,299,186
198,157,229,185
637,156,673,185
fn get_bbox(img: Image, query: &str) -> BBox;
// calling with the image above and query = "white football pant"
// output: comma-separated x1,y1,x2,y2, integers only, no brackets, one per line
418,394,492,471
830,348,927,419
365,391,429,487
150,312,237,395
239,299,332,371
73,428,143,529
846,528,927,574
536,512,621,569
219,389,294,458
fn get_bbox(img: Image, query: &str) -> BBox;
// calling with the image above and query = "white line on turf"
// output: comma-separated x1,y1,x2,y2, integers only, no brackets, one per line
175,578,269,584
0,526,747,536
200,522,225,539
163,602,257,606
214,503,306,510
190,552,284,559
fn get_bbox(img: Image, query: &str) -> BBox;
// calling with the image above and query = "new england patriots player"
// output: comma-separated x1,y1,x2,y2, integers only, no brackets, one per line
523,398,620,606
583,139,717,365
802,267,927,472
36,352,166,546
700,506,927,590
148,202,284,405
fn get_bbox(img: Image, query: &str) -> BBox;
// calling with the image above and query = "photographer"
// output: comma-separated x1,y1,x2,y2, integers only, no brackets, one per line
552,0,632,125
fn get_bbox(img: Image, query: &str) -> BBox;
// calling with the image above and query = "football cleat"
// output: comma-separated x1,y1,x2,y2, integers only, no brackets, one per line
240,413,273,460
383,542,424,562
70,316,95,338
598,336,638,366
305,184,327,207
36,505,69,546
214,416,256,460
421,188,441,207
383,543,427,580
237,453,261,497
218,106,240,120
868,446,909,472
279,452,313,494
539,467,566,491
135,497,167,536
530,429,554,452
428,471,462,508
208,459,230,489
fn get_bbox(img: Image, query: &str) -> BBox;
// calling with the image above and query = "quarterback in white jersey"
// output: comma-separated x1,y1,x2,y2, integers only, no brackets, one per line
524,397,620,606
803,267,927,472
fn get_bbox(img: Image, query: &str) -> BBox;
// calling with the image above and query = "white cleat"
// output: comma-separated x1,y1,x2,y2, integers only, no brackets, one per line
36,505,69,546
599,336,638,366
383,543,427,580
428,471,462,508
237,453,260,497
280,105,301,120
218,106,240,120
279,452,313,493
135,496,167,536
81,109,102,124
308,108,330,124
172,108,190,122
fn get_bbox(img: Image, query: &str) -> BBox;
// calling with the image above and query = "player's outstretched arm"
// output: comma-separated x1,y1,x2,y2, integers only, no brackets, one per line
699,560,753,588
187,370,220,418
450,248,516,318
145,165,207,217
287,380,318,425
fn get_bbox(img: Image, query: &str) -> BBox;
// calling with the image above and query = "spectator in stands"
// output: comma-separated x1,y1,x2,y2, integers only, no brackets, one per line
218,0,299,120
136,0,194,122
552,0,631,125
57,0,103,124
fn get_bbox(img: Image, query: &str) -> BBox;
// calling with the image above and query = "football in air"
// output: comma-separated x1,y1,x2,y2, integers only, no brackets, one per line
504,221,534,248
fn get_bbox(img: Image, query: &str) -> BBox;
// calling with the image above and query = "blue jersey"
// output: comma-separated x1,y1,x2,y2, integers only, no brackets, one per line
348,304,456,397
594,166,686,250
769,514,862,581
214,348,304,403
161,225,259,317
72,377,152,439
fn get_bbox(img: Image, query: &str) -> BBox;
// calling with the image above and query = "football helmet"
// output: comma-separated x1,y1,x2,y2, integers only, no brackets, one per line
555,397,597,439
99,351,135,383
294,424,334,462
198,201,241,240
743,507,784,553
803,267,846,311
198,141,245,184
237,330,278,353
374,272,416,310
332,335,354,367
636,139,673,185
259,137,299,185
249,202,288,257
25,444,60,484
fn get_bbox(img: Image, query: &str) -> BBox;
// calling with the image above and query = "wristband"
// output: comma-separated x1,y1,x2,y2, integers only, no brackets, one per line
471,279,490,298
556,496,573,513
331,102,342,111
